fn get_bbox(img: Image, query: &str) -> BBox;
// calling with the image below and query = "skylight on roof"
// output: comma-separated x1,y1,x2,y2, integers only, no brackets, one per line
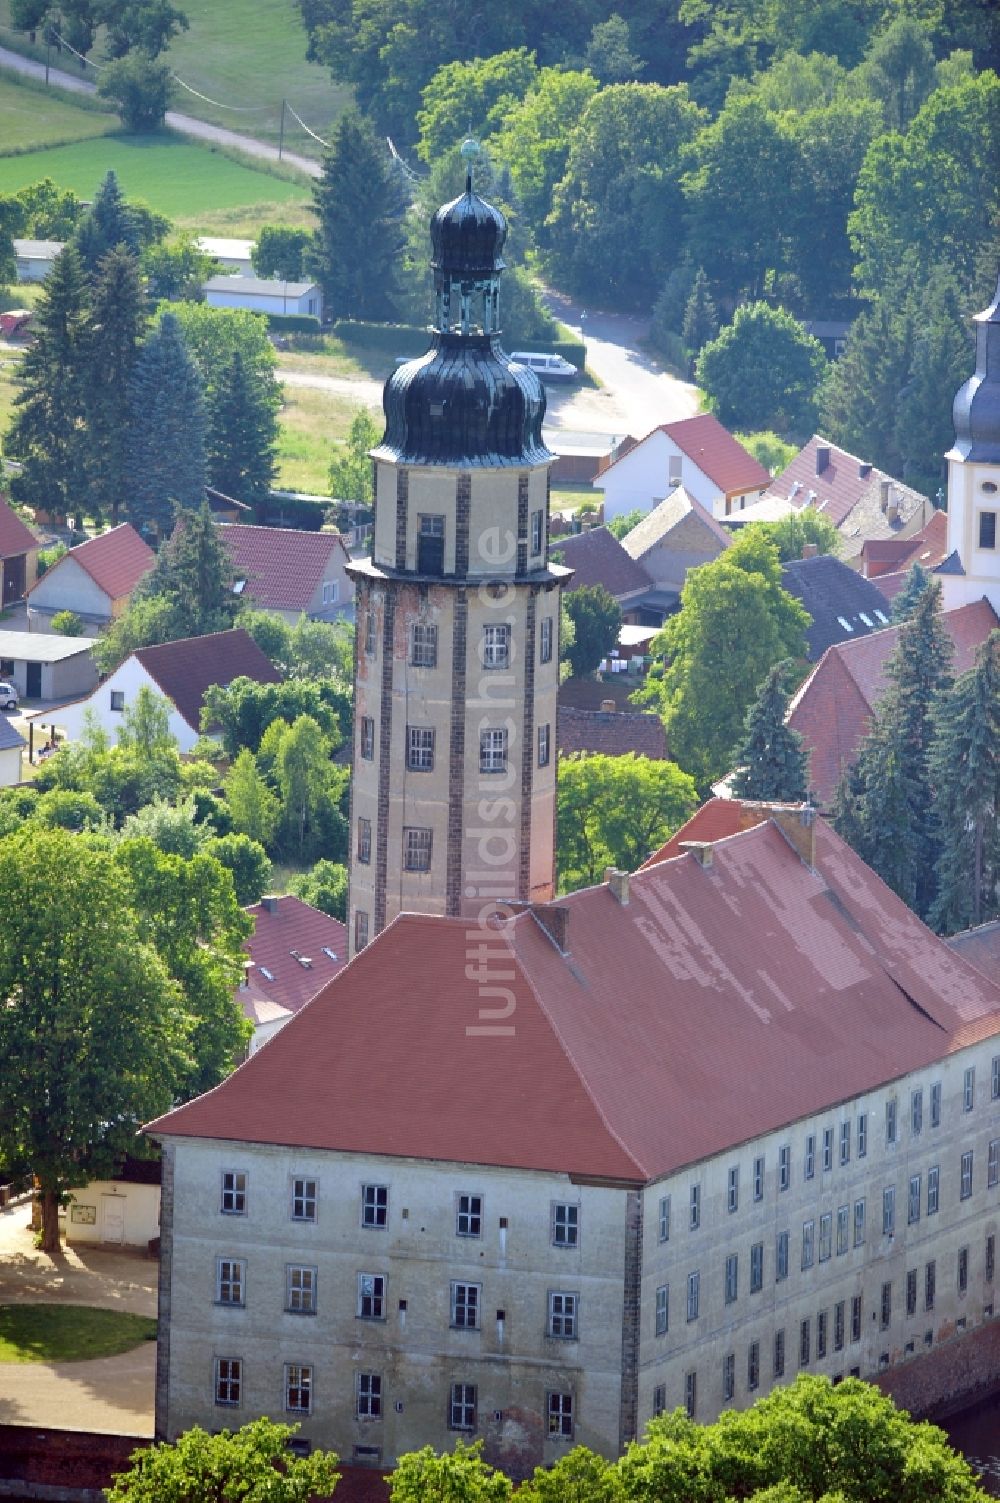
259,966,274,981
837,617,854,632
322,946,339,961
875,610,888,623
859,613,874,627
233,579,247,594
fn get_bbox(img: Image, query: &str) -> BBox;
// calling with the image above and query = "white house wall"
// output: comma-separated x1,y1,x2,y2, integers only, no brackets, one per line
28,556,114,626
0,744,22,786
205,288,321,318
67,1181,161,1247
598,433,722,521
46,658,198,751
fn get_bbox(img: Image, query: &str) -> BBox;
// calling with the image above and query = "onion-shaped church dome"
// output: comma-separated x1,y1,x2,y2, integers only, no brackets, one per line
952,268,1000,464
374,143,553,469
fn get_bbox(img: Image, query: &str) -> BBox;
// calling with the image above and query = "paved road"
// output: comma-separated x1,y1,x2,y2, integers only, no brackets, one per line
0,1202,156,1434
0,43,321,177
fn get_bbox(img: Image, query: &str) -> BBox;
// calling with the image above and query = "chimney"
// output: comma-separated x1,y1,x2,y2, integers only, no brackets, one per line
600,698,616,712
530,904,570,952
815,445,830,474
678,840,713,868
261,894,280,915
858,462,872,479
801,542,818,560
605,867,630,905
879,479,891,512
770,803,816,869
886,500,899,524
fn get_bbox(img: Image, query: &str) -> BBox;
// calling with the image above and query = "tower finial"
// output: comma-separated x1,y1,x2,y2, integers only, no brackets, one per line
460,136,480,194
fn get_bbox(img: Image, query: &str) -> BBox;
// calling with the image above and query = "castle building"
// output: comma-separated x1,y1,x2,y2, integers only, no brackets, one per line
940,270,1000,614
149,803,1000,1475
346,157,567,955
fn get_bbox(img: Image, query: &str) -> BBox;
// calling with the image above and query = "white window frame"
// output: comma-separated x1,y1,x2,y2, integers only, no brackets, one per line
840,1120,851,1165
481,623,511,670
410,622,438,668
725,1253,738,1304
655,1284,668,1335
779,1144,790,1191
361,1183,388,1228
540,615,553,663
357,1371,382,1419
750,1241,763,1293
883,1186,895,1236
406,724,435,771
291,1177,317,1222
551,1202,579,1247
403,826,433,872
538,722,550,767
961,1149,973,1200
753,1155,764,1202
354,909,369,951
451,1281,481,1330
927,1165,939,1215
357,815,371,864
357,1272,386,1320
964,1067,975,1113
360,715,375,760
449,1382,476,1431
690,1182,701,1229
658,1194,670,1242
216,1257,245,1306
479,727,508,774
285,1362,312,1414
547,1390,573,1439
911,1088,923,1136
220,1170,247,1216
286,1264,317,1314
857,1112,868,1157
214,1355,241,1406
854,1197,866,1246
686,1270,700,1321
456,1192,483,1238
548,1290,578,1339
908,1174,921,1225
930,1081,941,1127
727,1165,739,1214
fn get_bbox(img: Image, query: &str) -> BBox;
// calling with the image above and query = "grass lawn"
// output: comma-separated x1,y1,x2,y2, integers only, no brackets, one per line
0,71,116,151
0,1304,156,1362
276,335,396,383
0,132,310,226
0,348,23,436
0,0,347,152
277,383,380,493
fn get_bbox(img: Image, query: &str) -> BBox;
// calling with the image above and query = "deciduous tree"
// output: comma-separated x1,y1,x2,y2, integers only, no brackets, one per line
0,828,186,1251
563,582,622,678
287,857,348,920
696,304,827,436
225,747,280,848
557,752,697,890
105,1419,338,1503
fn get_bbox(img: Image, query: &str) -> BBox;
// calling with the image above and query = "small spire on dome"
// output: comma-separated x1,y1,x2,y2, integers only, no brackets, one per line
460,136,480,193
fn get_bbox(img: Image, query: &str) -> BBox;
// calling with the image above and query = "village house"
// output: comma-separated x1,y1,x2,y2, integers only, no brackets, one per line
66,1158,162,1250
30,627,281,753
787,599,999,806
594,414,771,523
780,553,893,661
148,803,1000,1473
859,509,950,604
553,526,653,621
239,894,348,1054
203,275,322,321
195,237,255,275
13,238,63,281
620,487,732,620
0,627,97,701
220,523,355,624
557,702,667,760
25,523,154,632
0,715,26,786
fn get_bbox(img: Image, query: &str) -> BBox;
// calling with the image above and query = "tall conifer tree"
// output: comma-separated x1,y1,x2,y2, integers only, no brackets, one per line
929,631,1000,935
309,110,405,321
74,170,141,275
7,244,89,516
125,312,207,538
731,662,809,801
206,349,278,508
83,246,147,524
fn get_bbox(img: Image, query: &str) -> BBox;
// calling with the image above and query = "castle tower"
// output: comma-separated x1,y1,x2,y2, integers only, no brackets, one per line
940,268,1000,614
346,154,568,955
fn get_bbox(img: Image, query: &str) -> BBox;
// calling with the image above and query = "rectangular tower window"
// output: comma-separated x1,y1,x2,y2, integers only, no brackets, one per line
531,508,544,554
961,1150,973,1199
362,1184,388,1227
403,827,433,872
417,514,445,575
357,817,371,864
773,1329,785,1378
480,728,508,774
540,616,553,663
925,1260,936,1311
215,1357,241,1406
779,1144,790,1190
965,1066,976,1112
659,1195,670,1242
360,716,375,760
930,1082,941,1126
456,1193,482,1237
410,623,438,668
449,1383,476,1430
354,910,369,951
837,1205,849,1256
690,1183,701,1229
687,1270,700,1321
911,1088,923,1136
538,723,550,767
723,1352,735,1402
482,624,511,669
727,1165,739,1213
406,725,435,771
753,1155,764,1201
840,1121,851,1165
655,1284,669,1335
748,1340,760,1392
980,511,997,550
357,1372,382,1418
451,1282,481,1329
927,1165,939,1214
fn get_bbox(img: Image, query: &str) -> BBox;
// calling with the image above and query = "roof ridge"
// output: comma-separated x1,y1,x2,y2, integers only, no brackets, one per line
508,910,647,1179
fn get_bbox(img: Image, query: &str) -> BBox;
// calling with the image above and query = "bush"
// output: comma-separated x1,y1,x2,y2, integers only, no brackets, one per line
286,859,348,920
97,55,172,132
549,337,587,371
266,313,322,334
36,543,67,578
253,494,327,530
333,319,428,354
50,610,84,636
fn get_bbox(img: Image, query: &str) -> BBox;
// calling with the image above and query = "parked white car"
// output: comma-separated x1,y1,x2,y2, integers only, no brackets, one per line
510,351,579,383
0,682,18,710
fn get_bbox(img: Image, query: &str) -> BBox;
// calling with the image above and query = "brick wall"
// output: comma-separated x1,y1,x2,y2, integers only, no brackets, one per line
875,1319,1000,1419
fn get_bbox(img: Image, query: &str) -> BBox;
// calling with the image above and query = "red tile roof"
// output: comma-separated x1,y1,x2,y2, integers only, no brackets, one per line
640,796,771,866
597,414,771,497
134,627,281,732
0,499,38,560
788,599,999,805
554,526,651,599
948,922,1000,980
868,511,950,603
241,894,347,1022
35,523,154,603
767,435,926,531
558,706,667,759
220,523,349,613
661,414,771,494
148,816,1000,1183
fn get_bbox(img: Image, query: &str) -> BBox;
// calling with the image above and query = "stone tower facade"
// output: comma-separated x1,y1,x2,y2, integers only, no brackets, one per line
346,166,568,955
940,269,1000,614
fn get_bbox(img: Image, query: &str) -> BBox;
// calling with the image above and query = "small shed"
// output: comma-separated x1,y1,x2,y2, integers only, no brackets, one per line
13,239,64,282
0,629,97,700
26,523,154,631
203,275,322,320
0,499,40,606
195,236,255,275
66,1158,161,1247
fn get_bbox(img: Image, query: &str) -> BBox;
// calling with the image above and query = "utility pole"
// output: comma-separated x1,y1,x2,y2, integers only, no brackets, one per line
278,98,286,161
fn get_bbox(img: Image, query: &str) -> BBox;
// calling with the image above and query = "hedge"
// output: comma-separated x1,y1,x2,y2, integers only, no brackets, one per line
267,313,322,334
254,494,328,530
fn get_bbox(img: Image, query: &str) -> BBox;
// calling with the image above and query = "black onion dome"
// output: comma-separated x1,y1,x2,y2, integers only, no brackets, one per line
430,178,507,276
374,334,552,468
952,267,1000,463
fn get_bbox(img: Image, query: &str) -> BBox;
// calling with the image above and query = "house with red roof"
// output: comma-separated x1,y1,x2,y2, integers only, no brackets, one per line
220,522,355,624
239,894,348,1053
26,523,154,631
552,525,654,620
860,509,950,605
31,627,281,753
147,801,1000,1467
594,413,770,524
0,497,40,608
787,598,998,806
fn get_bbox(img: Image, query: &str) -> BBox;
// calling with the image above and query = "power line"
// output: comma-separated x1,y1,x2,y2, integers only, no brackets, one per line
169,72,267,111
51,29,104,68
284,100,329,148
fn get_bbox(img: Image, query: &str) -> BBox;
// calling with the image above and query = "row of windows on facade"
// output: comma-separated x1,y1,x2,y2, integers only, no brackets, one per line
390,509,548,579
655,1231,996,1335
666,1069,1000,1238
212,1359,575,1437
215,1259,581,1338
357,721,541,778
663,1142,1000,1267
365,617,555,671
658,1242,998,1422
219,1179,579,1245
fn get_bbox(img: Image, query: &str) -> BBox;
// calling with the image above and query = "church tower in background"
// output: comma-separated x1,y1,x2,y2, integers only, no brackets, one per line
941,270,1000,614
346,149,567,956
